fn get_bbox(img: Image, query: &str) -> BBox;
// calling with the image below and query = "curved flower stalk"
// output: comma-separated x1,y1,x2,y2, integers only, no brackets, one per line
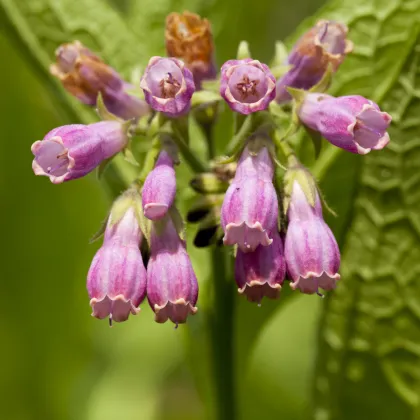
220,59,276,114
140,56,195,117
31,121,129,183
235,230,286,303
297,93,391,154
142,151,177,220
221,145,278,252
276,20,353,103
87,204,147,324
284,179,340,294
165,11,216,89
50,41,149,119
147,216,198,325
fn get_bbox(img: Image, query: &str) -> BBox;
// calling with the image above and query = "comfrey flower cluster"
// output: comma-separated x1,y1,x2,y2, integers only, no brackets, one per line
31,12,392,324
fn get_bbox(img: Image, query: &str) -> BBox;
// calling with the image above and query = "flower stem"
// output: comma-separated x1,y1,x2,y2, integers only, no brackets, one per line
209,246,236,420
203,117,237,420
170,119,208,173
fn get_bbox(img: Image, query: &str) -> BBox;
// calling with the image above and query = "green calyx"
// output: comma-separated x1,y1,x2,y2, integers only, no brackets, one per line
237,40,252,60
270,41,289,69
283,163,318,215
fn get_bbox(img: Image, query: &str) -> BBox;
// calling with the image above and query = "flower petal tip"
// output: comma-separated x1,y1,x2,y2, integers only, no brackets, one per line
154,299,198,324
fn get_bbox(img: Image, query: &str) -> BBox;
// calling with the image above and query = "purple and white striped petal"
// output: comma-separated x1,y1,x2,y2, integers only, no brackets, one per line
235,230,286,303
87,207,147,323
140,56,195,117
221,145,278,252
284,181,340,294
276,20,352,103
220,59,276,114
297,93,391,154
31,121,128,183
142,151,176,220
147,218,198,325
221,177,278,252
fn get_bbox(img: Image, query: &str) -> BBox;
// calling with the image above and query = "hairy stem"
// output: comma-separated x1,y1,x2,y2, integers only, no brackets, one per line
204,121,237,420
171,119,208,173
209,246,236,420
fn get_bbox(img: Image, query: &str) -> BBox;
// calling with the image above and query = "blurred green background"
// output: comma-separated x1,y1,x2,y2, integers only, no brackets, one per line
2,0,420,419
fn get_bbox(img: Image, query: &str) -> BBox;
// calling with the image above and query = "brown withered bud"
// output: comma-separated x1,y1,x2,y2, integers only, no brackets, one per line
165,11,216,88
50,41,148,119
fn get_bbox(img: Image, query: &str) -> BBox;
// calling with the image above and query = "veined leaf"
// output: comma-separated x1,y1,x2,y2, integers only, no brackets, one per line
0,0,145,194
295,1,420,419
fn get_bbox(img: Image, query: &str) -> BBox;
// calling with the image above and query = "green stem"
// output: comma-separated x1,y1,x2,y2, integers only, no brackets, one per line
209,247,236,420
275,130,296,162
226,113,253,156
203,122,215,159
171,132,208,173
171,119,208,173
203,117,236,420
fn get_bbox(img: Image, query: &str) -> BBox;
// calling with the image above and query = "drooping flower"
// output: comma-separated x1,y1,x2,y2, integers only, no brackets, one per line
284,180,340,294
142,151,176,220
221,146,278,252
165,11,216,89
276,20,353,103
220,59,276,114
87,205,147,324
147,217,198,324
297,93,391,154
235,230,286,303
31,121,129,183
140,56,195,117
50,41,149,119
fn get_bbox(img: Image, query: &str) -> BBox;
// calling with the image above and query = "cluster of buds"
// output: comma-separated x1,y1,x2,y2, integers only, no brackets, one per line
30,12,392,325
88,173,198,326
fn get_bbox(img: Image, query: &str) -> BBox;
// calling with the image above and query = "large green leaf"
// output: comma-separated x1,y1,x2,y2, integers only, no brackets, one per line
295,1,420,419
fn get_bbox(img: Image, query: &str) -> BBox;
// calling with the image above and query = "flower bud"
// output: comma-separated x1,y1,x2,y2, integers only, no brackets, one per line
235,230,286,303
297,93,391,154
50,41,149,119
31,121,128,183
284,181,340,294
142,151,176,220
276,20,353,103
140,57,195,117
87,206,147,323
165,11,216,89
221,146,278,252
147,217,198,324
220,59,276,114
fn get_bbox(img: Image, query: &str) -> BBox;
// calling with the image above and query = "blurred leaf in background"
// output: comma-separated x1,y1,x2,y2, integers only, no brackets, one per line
2,0,420,420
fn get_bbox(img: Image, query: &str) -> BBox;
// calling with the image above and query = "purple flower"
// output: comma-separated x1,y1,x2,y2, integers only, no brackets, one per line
235,230,286,303
140,56,195,117
297,93,391,154
50,41,149,119
142,151,176,220
220,59,276,114
31,121,129,183
147,217,198,325
284,181,340,295
87,207,147,323
221,146,278,252
276,20,353,103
